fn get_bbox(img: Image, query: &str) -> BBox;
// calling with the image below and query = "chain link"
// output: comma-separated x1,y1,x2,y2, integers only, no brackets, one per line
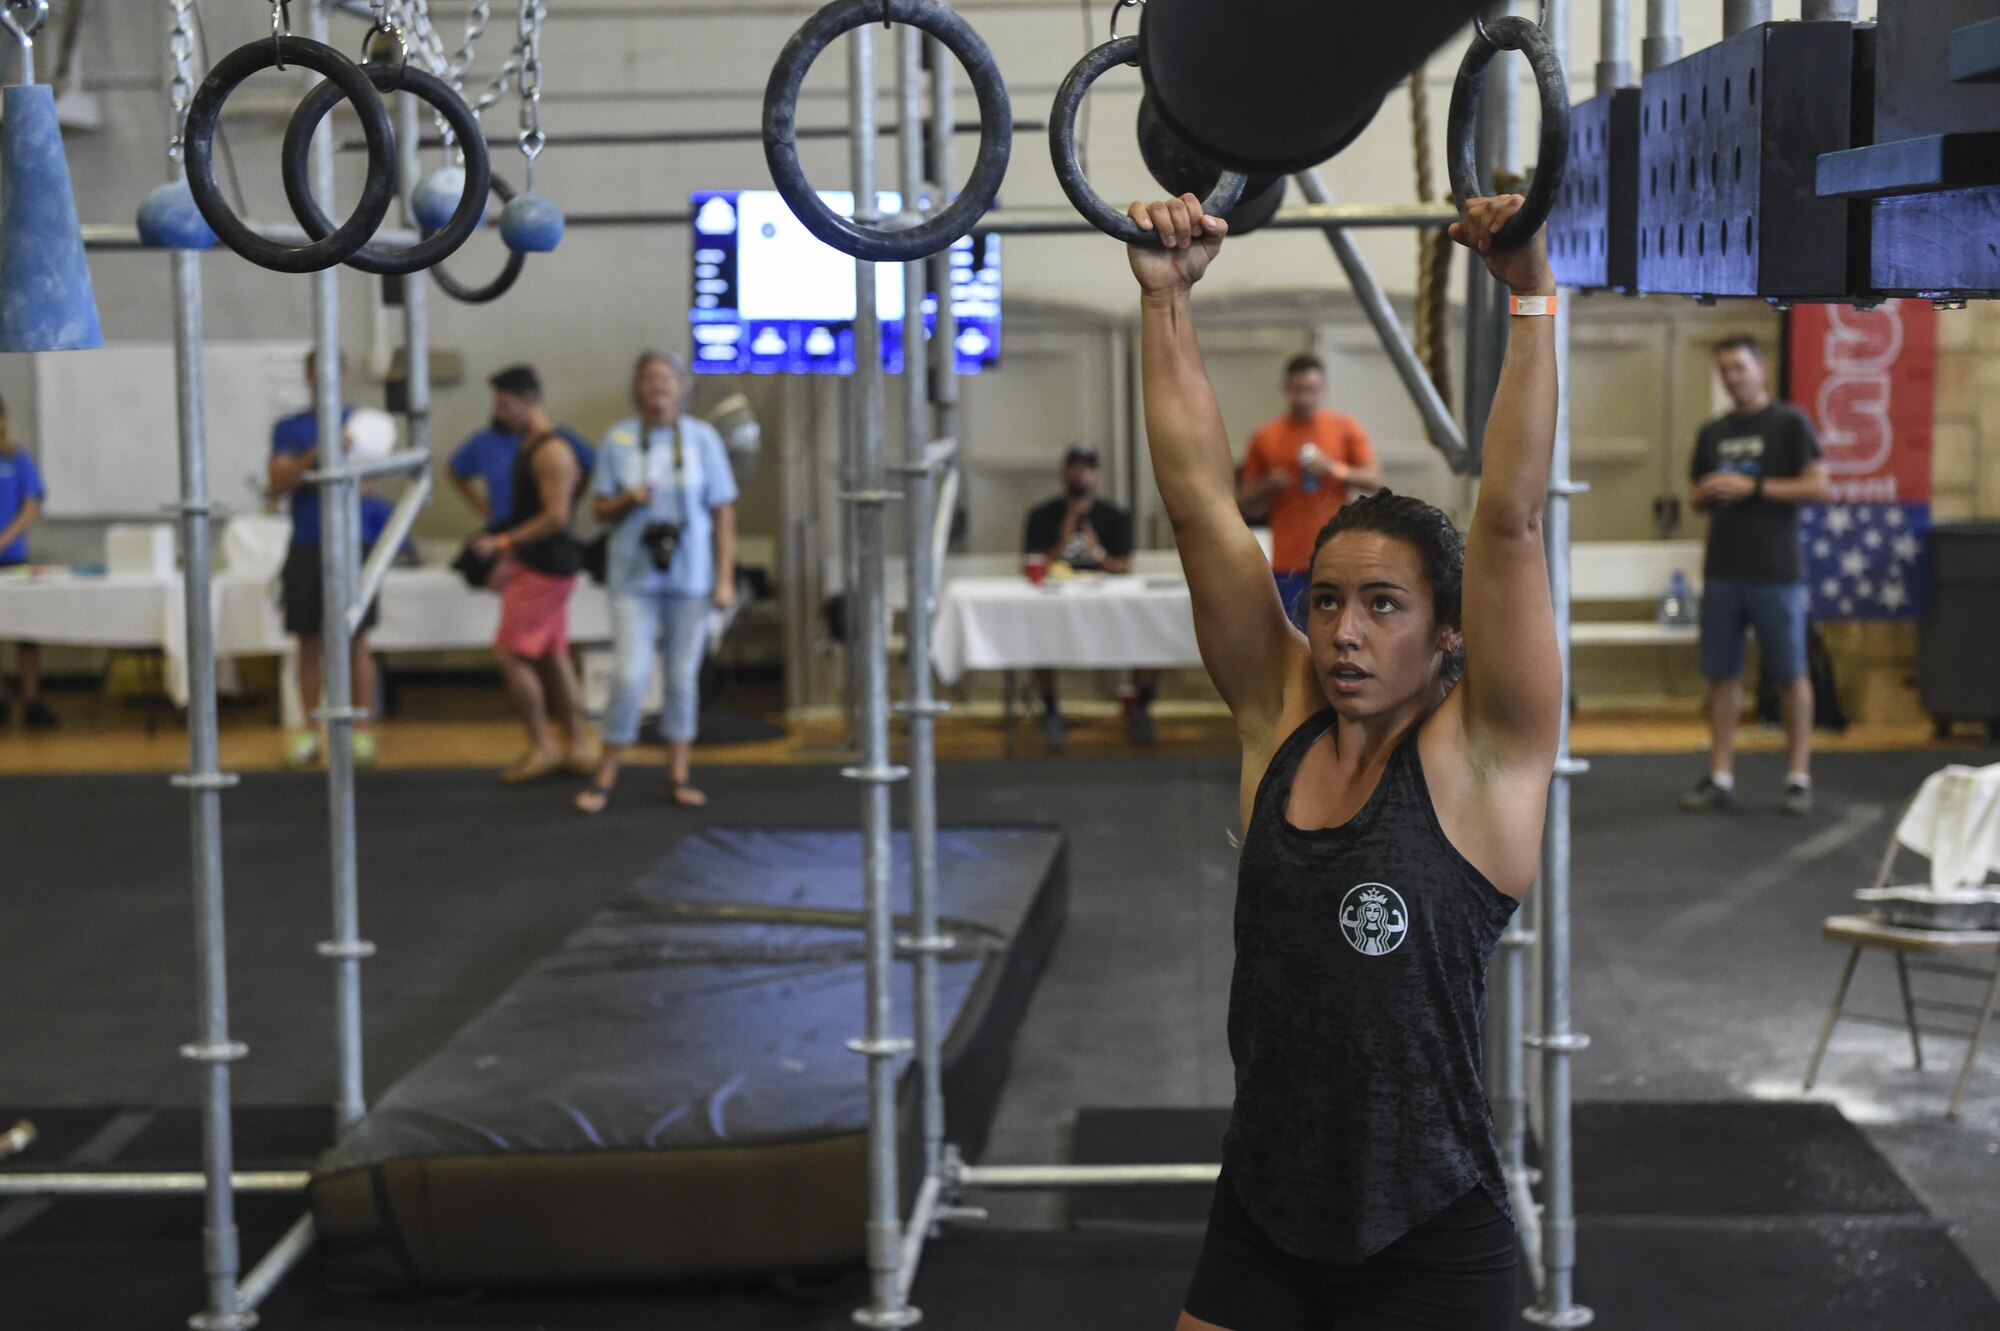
166,0,196,160
269,0,290,70
515,0,546,183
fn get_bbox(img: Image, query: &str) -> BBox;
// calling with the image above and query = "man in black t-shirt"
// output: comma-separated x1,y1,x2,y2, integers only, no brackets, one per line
1679,335,1829,816
1021,442,1157,750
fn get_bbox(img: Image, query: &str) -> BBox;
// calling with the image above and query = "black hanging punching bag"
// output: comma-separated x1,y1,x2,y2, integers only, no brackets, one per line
1138,0,1489,175
1136,97,1288,235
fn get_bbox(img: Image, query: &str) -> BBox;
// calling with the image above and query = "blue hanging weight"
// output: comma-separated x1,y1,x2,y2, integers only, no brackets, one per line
499,192,565,254
136,179,219,251
0,82,102,351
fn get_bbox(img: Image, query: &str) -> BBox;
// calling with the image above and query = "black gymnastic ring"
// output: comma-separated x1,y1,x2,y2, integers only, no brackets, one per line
281,60,492,276
1446,14,1570,252
1052,38,1247,246
428,174,527,304
763,0,1012,262
183,37,399,274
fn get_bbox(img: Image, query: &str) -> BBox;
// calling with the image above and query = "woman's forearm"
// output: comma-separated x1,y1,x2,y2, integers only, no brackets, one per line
1140,288,1236,525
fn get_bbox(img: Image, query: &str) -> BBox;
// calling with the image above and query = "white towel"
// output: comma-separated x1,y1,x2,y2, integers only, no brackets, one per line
1895,764,2000,891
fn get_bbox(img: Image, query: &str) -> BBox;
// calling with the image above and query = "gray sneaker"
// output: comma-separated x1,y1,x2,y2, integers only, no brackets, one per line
1042,710,1068,753
1678,775,1736,813
1781,781,1813,816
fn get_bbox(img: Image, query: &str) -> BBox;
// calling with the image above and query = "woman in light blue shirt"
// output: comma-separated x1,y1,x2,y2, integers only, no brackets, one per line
576,351,737,813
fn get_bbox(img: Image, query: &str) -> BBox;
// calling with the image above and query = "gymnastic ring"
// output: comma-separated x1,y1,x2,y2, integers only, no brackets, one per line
1446,13,1569,252
281,60,493,276
183,36,399,274
763,0,1012,262
1052,38,1246,245
429,174,528,305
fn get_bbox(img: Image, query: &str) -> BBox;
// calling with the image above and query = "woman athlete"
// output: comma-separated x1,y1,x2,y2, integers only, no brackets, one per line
1127,191,1561,1331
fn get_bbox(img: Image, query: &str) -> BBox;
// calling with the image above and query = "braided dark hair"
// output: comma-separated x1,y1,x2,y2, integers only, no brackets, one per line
1304,489,1466,690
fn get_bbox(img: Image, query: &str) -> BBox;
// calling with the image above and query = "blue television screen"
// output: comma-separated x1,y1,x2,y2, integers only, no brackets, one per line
689,190,999,375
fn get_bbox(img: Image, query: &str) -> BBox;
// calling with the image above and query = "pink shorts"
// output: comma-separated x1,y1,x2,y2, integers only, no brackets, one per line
493,562,576,659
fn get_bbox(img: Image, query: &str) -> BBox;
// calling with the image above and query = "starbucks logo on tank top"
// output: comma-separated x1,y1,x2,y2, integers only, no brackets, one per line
1339,883,1409,956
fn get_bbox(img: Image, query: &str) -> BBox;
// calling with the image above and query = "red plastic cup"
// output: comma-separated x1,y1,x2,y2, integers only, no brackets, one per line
1024,554,1049,586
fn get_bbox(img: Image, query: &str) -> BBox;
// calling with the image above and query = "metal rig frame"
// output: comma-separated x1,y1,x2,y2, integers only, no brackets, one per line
835,2,1598,1327
12,4,435,1326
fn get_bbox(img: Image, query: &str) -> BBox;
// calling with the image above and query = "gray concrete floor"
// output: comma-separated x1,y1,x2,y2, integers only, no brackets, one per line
2,744,1996,1300
955,747,2000,1297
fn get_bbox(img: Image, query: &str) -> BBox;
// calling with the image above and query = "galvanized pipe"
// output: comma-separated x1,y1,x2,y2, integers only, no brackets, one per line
894,1170,945,1305
1293,170,1469,472
0,1171,311,1196
397,88,433,468
81,221,426,251
1800,0,1856,20
973,202,1458,235
1598,0,1633,90
1526,0,1591,1323
1722,0,1769,37
843,25,916,1330
954,1163,1221,1189
307,0,368,1136
898,16,947,1199
926,26,960,455
169,235,250,1331
349,471,432,634
1643,0,1681,73
236,1214,317,1313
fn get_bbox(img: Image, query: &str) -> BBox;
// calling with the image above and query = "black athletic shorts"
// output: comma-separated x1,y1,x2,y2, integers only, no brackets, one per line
281,543,380,638
1183,1173,1521,1331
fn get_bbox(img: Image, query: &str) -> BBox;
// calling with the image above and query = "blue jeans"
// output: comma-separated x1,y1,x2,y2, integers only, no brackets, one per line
1699,578,1808,683
604,590,708,746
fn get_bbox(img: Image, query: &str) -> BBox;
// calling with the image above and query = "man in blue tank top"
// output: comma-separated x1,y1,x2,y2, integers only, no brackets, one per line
1128,190,1562,1331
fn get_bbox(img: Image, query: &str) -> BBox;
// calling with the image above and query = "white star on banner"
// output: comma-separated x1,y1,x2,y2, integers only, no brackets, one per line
1822,577,1842,598
1814,539,1833,558
1840,548,1867,577
1863,527,1884,549
1880,581,1909,613
1892,533,1920,563
1824,507,1855,536
1885,508,1905,528
1855,578,1874,599
1839,597,1856,614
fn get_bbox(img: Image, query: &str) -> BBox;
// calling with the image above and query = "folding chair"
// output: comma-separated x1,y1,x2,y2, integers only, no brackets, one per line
1802,776,2000,1119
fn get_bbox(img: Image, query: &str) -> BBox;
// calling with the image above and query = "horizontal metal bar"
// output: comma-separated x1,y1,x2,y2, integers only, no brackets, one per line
974,202,1460,236
237,1214,316,1313
82,222,423,252
1905,961,2000,982
952,1163,1220,1189
1950,16,2000,84
338,121,1043,153
1834,1012,1986,1040
0,1171,311,1195
311,448,429,484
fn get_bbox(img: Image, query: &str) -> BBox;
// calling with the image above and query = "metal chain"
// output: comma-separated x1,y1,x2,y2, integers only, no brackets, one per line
269,0,290,71
443,0,491,86
515,0,545,185
167,0,196,162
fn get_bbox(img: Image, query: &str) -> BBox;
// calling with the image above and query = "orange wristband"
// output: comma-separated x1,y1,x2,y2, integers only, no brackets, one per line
1508,293,1558,317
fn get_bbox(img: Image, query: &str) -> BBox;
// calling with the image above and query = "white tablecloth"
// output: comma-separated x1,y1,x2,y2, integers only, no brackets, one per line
930,574,1202,684
1,566,614,707
0,571,174,647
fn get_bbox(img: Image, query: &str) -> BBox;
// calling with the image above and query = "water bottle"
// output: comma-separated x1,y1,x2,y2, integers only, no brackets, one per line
1298,442,1323,494
1660,569,1689,626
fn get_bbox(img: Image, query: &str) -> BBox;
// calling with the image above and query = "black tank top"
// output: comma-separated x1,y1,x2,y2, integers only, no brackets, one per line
1222,707,1518,1262
502,432,582,577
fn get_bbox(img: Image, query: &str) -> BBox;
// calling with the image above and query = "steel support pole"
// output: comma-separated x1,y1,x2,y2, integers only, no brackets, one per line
897,17,947,1200
306,0,368,1136
1293,170,1469,472
1598,0,1633,91
397,91,432,465
169,234,252,1331
925,25,960,483
1722,0,1769,37
1800,0,1856,20
843,27,917,1330
1643,0,1681,73
1526,0,1591,1323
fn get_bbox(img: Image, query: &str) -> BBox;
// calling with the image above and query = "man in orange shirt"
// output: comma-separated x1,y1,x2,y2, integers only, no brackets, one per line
1238,354,1383,621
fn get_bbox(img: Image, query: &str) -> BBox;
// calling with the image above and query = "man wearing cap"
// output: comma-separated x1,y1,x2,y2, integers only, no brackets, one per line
1020,442,1157,749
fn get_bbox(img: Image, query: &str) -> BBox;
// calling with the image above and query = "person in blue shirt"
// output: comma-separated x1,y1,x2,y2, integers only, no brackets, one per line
268,351,382,768
446,365,594,529
574,350,737,814
0,396,55,729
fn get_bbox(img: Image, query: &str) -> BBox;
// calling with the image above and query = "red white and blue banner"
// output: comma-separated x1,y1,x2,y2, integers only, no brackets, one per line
1788,299,1937,621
